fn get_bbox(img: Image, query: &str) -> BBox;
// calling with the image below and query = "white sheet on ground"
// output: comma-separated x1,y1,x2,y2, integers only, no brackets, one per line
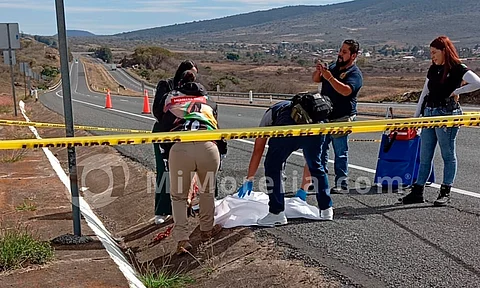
213,191,322,228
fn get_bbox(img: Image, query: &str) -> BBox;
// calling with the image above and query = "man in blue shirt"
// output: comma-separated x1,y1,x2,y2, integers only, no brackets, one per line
236,93,334,226
313,39,363,194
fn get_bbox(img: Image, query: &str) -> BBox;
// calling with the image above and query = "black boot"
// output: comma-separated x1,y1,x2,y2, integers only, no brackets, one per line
433,184,451,206
398,184,425,204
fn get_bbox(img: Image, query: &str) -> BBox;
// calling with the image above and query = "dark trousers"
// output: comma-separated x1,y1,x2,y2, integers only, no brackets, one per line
153,121,172,216
265,135,332,214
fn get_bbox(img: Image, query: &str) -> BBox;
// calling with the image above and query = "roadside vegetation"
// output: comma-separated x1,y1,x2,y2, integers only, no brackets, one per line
0,38,61,97
140,268,194,288
0,225,54,272
0,95,34,163
15,199,37,212
91,42,480,104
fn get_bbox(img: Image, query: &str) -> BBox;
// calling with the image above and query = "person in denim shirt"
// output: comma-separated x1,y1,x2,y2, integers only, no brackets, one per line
312,39,363,194
399,35,480,206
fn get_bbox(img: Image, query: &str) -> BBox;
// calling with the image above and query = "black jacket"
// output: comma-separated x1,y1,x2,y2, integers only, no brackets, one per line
152,78,174,122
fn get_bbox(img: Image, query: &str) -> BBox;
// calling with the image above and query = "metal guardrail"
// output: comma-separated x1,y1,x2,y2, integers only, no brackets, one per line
207,91,294,100
119,67,295,100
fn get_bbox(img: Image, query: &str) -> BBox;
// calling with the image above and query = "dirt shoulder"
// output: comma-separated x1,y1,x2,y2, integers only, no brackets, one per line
81,57,142,97
0,97,129,287
0,96,348,286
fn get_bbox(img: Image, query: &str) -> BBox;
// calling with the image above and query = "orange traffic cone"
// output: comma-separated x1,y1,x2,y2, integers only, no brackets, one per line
105,89,112,109
142,89,151,114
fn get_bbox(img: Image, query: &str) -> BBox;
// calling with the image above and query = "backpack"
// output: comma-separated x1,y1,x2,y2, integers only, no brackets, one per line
289,92,333,124
162,82,217,130
159,82,227,156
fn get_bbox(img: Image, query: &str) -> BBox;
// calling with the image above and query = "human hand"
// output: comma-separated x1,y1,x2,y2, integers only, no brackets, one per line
315,60,327,71
237,179,253,198
319,65,333,81
450,92,459,102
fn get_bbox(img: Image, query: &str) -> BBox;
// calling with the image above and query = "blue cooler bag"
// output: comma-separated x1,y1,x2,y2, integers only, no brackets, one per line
374,130,434,189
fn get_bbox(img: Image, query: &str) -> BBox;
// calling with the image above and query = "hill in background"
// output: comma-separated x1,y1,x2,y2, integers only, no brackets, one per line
53,30,96,37
111,0,480,47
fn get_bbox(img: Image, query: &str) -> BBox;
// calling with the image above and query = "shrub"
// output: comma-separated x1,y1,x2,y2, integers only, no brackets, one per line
0,226,54,271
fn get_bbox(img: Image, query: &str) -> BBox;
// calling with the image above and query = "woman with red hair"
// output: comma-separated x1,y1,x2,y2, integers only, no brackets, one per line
399,35,480,206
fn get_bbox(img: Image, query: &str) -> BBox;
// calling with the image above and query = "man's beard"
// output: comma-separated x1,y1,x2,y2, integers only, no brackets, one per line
336,56,350,68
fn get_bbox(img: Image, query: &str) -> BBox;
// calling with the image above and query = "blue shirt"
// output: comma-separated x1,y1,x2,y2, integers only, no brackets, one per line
321,63,363,120
259,100,296,127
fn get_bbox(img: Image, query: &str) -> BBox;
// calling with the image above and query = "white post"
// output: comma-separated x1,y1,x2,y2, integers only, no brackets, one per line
270,94,272,103
216,84,220,92
249,90,253,104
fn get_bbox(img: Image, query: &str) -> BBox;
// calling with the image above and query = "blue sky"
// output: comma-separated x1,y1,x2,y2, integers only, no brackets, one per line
0,0,348,36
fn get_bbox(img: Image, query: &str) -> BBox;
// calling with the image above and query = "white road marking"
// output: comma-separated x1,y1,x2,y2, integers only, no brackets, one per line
55,91,155,121
233,140,480,199
52,90,480,200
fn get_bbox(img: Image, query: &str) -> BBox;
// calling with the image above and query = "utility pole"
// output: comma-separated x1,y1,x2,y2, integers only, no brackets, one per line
6,24,17,116
55,0,81,236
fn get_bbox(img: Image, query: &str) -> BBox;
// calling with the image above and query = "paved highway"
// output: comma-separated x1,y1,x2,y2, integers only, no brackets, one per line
40,59,480,287
87,56,154,93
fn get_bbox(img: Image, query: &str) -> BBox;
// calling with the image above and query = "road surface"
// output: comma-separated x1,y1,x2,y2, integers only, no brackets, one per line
40,59,480,288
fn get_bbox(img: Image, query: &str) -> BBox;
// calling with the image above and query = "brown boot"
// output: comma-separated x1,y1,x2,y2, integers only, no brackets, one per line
201,224,222,242
176,240,192,255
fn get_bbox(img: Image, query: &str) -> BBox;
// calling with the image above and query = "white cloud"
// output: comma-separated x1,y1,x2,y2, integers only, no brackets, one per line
0,0,183,13
0,2,52,10
66,6,181,13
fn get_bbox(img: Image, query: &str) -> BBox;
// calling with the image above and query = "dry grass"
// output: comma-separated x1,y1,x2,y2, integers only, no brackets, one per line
358,75,425,102
0,124,34,163
0,102,34,163
198,61,427,100
81,57,142,96
120,52,429,100
123,68,145,82
0,95,12,111
0,96,13,114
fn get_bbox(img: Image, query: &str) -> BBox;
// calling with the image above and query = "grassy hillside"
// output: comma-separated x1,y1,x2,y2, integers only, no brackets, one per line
111,0,480,46
0,37,60,98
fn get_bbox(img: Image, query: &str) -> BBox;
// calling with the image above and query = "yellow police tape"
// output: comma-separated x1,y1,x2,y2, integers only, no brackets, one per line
1,114,479,150
0,119,151,134
348,139,382,143
0,119,382,143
